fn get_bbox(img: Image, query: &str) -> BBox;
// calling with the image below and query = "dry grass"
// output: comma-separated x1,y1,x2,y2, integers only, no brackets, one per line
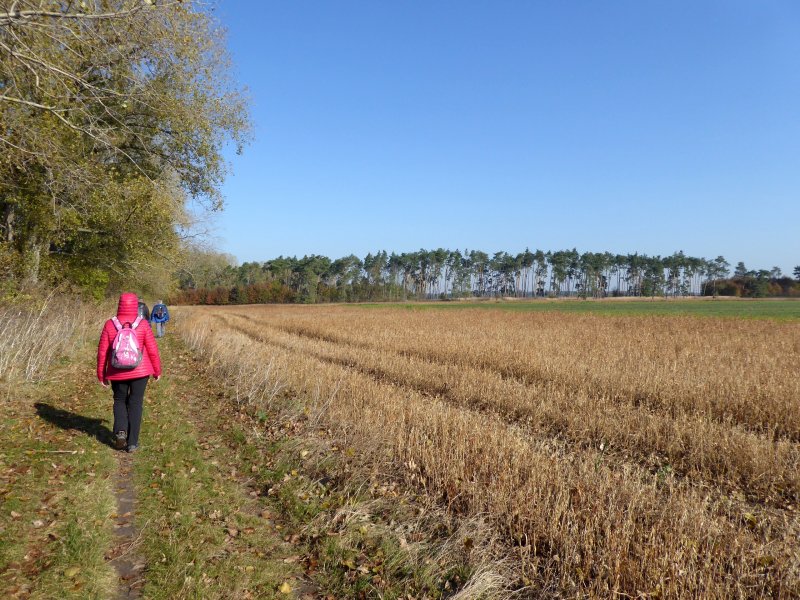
217,312,799,505
0,295,93,385
240,308,800,439
178,304,800,599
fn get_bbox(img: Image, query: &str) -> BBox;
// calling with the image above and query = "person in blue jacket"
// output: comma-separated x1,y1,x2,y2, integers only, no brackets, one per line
151,300,170,338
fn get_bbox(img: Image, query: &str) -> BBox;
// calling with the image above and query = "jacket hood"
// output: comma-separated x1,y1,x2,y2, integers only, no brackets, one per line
116,292,139,324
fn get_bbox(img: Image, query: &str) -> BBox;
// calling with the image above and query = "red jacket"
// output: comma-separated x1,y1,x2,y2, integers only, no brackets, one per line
97,293,162,382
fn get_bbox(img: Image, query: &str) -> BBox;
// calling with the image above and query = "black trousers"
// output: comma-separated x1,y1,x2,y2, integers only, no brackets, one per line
111,377,148,446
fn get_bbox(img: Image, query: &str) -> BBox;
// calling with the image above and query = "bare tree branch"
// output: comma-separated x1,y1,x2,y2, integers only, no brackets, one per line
0,92,64,111
0,5,144,27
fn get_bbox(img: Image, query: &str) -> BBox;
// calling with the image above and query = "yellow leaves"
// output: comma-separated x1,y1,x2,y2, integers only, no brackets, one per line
278,581,292,594
63,566,80,578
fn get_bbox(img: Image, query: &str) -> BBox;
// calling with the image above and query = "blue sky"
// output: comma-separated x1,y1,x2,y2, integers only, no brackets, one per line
214,1,799,274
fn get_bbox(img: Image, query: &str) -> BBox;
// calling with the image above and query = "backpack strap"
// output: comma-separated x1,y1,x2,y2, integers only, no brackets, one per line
112,316,142,331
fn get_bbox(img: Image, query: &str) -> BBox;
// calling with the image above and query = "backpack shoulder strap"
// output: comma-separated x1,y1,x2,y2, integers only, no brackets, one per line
131,316,143,329
111,317,122,331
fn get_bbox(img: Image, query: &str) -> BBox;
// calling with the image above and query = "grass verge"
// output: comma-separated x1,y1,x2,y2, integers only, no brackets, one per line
132,337,306,599
0,354,117,599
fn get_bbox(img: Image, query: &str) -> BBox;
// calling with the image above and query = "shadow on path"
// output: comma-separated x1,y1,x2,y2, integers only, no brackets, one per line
34,402,114,449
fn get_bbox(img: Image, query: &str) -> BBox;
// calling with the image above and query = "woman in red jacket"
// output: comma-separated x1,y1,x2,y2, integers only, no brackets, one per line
97,292,162,452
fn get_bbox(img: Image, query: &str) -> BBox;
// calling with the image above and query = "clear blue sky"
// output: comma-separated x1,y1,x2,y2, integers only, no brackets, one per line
214,1,799,274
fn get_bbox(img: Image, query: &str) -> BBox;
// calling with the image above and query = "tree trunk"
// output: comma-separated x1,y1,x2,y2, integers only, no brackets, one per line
2,202,14,243
23,234,43,285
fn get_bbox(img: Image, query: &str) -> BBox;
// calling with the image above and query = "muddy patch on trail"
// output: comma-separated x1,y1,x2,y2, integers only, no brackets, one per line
106,453,145,599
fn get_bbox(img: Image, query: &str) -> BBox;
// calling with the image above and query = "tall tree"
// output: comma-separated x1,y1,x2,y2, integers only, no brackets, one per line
549,250,569,296
529,250,544,297
0,0,249,294
704,256,730,296
470,250,489,297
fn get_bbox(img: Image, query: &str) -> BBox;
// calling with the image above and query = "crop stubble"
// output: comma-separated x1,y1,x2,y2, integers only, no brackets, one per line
181,305,800,598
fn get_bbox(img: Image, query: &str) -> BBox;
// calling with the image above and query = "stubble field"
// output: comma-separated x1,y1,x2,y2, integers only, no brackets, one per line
177,304,800,598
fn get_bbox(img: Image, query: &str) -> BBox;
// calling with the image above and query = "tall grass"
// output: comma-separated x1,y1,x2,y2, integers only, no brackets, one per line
182,322,286,408
0,295,93,385
182,312,516,597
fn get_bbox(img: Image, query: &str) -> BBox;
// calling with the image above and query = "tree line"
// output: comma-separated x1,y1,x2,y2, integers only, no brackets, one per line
170,248,800,305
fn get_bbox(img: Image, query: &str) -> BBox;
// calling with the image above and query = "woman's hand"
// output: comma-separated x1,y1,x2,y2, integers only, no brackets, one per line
153,375,161,382
100,380,109,388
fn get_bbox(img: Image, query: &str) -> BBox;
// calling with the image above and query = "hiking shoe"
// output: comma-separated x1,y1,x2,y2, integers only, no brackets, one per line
127,444,139,453
115,431,127,450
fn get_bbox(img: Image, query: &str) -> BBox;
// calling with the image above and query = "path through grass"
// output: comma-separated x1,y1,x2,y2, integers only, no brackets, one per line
0,332,307,599
133,337,308,599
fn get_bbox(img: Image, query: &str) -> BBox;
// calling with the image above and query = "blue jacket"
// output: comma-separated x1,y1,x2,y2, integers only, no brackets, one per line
151,304,170,323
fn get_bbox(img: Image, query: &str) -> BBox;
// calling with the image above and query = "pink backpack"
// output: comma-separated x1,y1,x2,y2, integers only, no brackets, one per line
110,316,144,369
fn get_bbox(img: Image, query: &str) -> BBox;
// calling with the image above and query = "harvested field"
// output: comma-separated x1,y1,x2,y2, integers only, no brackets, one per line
178,304,800,598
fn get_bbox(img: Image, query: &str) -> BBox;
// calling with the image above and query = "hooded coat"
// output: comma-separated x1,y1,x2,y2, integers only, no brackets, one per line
97,293,162,383
151,303,169,324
